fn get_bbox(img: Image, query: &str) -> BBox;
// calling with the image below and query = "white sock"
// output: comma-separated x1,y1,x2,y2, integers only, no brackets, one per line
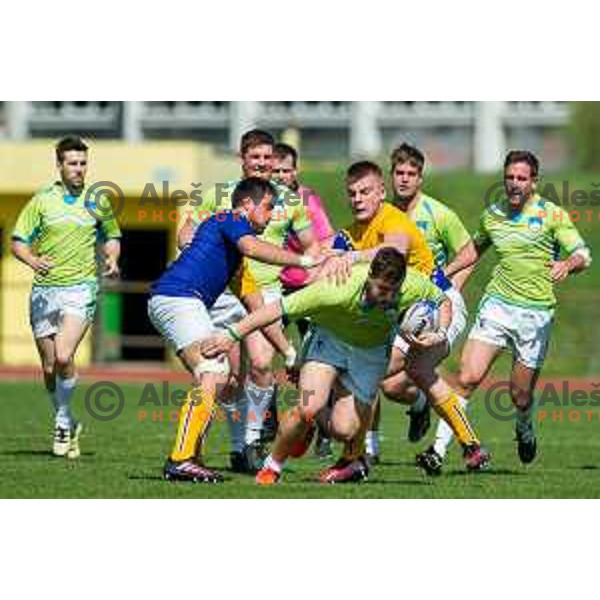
263,454,283,473
223,391,247,454
55,375,77,429
365,430,380,456
411,389,428,413
244,381,274,445
433,395,469,458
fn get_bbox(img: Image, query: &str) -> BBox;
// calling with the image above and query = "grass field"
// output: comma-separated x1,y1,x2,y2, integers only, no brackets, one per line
1,169,598,498
2,379,600,498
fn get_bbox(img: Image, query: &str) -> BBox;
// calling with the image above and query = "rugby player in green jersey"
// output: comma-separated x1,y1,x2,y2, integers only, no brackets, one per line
201,248,489,484
374,143,476,470
11,136,121,459
438,150,591,472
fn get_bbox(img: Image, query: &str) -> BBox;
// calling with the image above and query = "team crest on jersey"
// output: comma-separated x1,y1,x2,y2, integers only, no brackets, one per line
528,216,543,232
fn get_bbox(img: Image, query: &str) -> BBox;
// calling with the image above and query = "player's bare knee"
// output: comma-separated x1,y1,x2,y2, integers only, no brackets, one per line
249,356,273,379
458,368,482,396
54,350,74,372
331,417,359,442
380,377,397,398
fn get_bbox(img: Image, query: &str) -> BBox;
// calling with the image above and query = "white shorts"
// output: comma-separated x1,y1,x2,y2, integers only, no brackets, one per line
303,326,389,405
148,295,230,374
468,294,554,369
30,283,97,339
208,289,247,332
392,286,467,354
148,295,215,352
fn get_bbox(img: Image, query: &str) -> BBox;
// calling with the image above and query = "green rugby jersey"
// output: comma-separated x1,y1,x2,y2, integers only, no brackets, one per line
408,193,471,268
197,179,311,290
12,181,121,287
281,264,444,348
473,195,588,308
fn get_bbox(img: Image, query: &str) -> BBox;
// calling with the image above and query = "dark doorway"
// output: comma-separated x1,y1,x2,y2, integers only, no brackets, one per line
119,228,168,361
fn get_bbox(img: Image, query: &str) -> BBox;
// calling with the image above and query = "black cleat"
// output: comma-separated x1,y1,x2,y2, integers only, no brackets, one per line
407,403,431,443
230,451,249,473
416,445,444,476
163,459,223,483
516,423,537,464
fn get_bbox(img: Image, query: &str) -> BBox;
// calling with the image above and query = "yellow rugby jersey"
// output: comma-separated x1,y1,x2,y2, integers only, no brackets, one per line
230,258,259,299
345,202,434,275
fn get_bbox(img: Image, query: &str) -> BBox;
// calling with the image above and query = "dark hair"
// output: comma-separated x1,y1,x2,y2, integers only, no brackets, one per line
240,129,275,156
504,150,539,178
346,160,383,185
273,142,298,167
231,177,277,208
390,143,425,174
55,135,88,163
369,247,407,284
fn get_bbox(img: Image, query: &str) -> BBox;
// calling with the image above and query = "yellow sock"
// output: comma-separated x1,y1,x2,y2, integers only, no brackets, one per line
170,385,216,462
433,392,479,447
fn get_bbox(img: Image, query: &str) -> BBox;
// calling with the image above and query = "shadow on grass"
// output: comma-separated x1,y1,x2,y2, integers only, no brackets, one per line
442,468,526,477
2,449,96,458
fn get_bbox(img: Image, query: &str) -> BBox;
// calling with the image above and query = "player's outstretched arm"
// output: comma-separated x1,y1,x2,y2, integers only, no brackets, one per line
448,241,477,291
200,302,287,358
444,240,486,279
10,239,53,275
237,235,319,268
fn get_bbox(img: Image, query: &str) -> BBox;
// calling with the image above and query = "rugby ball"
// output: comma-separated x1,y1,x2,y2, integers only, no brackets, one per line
399,300,440,338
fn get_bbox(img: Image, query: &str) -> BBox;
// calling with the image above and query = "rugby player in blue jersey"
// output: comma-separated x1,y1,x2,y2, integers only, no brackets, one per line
148,177,336,482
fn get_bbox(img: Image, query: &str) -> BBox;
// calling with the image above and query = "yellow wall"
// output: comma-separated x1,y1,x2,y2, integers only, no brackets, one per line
0,140,238,366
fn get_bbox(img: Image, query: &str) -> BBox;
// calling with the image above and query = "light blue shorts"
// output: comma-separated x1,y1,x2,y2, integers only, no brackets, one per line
302,325,389,405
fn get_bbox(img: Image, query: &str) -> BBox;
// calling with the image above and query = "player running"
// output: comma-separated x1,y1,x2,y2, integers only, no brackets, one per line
372,143,475,467
177,130,325,472
150,177,334,482
201,248,489,485
11,136,121,459
431,150,592,473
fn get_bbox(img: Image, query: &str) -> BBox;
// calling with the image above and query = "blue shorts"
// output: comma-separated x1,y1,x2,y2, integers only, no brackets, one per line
302,326,389,405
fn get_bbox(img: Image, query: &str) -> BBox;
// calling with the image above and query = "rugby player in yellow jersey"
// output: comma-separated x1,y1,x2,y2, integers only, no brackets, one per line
200,248,488,484
324,160,436,466
369,144,477,468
